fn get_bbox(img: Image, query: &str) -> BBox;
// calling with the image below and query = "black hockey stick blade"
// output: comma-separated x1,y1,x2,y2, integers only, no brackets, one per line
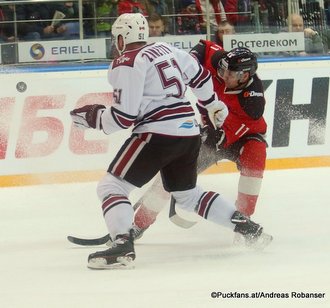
67,234,110,246
169,196,197,229
67,198,144,247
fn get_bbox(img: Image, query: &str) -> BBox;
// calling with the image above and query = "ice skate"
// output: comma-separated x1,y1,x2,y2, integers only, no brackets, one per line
132,224,147,240
88,233,135,270
231,211,273,250
105,225,146,247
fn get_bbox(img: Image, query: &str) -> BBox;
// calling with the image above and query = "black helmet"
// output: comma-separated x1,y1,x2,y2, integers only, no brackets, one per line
219,47,257,76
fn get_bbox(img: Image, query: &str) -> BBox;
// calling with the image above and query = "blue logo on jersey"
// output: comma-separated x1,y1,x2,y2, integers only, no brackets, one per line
179,120,194,129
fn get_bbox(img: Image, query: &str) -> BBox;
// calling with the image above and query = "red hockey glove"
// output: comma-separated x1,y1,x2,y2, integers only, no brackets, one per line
70,104,105,130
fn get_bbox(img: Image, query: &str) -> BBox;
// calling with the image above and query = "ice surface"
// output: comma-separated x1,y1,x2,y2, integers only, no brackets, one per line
1,168,330,308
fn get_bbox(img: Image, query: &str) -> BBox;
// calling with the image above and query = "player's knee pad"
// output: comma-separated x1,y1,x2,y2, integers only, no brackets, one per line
97,172,136,202
172,186,204,212
239,140,266,177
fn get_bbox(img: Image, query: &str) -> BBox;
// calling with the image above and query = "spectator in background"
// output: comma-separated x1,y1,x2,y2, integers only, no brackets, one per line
224,0,252,32
144,0,168,16
176,0,203,35
144,0,171,33
94,0,118,37
214,20,235,48
16,2,56,41
16,1,86,40
118,0,147,15
288,13,325,55
52,2,81,39
195,0,226,35
0,4,16,43
148,13,166,36
258,0,287,32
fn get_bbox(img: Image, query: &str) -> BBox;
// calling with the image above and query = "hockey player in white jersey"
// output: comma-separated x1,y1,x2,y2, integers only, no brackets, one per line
70,13,272,270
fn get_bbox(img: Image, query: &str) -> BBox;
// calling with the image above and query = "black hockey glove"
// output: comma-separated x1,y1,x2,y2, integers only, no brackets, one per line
200,125,226,151
215,129,226,150
70,104,105,130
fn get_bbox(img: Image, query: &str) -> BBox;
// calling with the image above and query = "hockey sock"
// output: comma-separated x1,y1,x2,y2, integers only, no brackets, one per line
195,192,236,230
102,194,134,240
236,175,262,216
134,204,158,229
236,192,258,216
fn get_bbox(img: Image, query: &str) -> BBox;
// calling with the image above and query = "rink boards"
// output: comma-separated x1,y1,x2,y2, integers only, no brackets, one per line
0,58,330,186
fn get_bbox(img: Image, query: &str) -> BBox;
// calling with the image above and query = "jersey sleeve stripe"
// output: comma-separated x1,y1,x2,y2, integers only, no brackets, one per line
189,66,211,89
111,107,137,129
133,103,195,129
143,102,194,118
196,94,216,110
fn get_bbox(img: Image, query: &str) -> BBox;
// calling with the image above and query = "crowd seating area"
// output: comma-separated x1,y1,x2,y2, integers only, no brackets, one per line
1,0,330,64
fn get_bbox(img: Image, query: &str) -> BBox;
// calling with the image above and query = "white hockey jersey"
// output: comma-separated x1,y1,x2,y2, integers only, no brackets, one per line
101,42,217,136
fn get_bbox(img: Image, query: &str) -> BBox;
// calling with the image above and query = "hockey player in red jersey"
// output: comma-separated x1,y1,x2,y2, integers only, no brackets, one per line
133,41,267,238
193,40,267,217
70,13,271,269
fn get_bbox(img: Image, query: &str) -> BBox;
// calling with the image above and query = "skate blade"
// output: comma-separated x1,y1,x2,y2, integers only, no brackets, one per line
87,256,135,270
247,232,273,250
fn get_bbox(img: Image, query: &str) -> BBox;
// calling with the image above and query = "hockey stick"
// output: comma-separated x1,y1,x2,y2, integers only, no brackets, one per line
169,196,197,229
68,195,197,245
67,198,143,246
67,234,110,246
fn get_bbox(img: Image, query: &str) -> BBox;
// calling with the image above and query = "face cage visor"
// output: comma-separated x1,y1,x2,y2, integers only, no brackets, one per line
217,60,245,81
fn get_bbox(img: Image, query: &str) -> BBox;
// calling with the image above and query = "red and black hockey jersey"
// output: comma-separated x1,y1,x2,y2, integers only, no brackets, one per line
191,40,267,147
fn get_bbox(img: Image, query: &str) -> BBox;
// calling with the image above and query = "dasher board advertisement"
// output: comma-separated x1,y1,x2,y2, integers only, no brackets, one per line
1,59,329,185
224,32,305,53
18,39,107,62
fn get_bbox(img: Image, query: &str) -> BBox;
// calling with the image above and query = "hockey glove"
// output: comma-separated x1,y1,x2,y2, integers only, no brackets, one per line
201,125,226,150
207,100,228,129
197,99,228,129
70,104,105,130
215,129,226,150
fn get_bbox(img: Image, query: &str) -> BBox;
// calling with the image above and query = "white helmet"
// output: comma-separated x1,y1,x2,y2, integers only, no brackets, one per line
112,13,149,54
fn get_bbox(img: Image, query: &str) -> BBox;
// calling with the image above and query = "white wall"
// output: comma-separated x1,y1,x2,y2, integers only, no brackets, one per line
0,59,329,182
